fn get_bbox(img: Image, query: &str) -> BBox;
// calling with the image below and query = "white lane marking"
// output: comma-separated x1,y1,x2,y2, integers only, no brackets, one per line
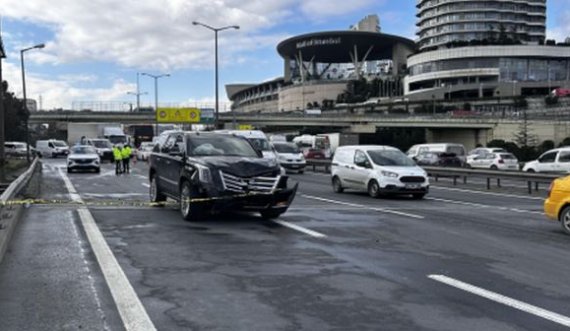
426,197,544,215
431,185,544,200
59,170,156,331
58,168,82,202
272,220,327,238
429,274,570,328
141,183,150,188
135,174,147,180
301,194,424,219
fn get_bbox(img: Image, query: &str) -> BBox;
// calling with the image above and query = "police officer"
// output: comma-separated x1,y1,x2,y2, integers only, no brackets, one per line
113,145,123,175
122,144,132,173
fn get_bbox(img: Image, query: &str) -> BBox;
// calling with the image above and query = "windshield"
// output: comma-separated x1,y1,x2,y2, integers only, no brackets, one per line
248,138,272,151
108,136,127,144
273,143,300,154
71,146,97,154
447,146,465,156
367,150,416,167
53,141,67,147
91,140,111,148
187,135,260,157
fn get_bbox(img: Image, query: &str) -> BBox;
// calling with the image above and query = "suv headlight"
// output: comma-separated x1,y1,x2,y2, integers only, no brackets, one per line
280,167,286,176
195,164,212,183
381,170,398,178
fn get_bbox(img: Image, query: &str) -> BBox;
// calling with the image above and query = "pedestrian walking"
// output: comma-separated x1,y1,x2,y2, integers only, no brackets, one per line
113,145,123,175
122,144,132,173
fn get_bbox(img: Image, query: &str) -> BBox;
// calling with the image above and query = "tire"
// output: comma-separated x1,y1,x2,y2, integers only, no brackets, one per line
412,193,426,200
179,181,205,221
559,206,570,235
368,180,381,198
299,170,304,174
332,176,344,193
490,165,498,170
527,169,536,173
260,209,283,220
150,174,166,205
52,153,57,158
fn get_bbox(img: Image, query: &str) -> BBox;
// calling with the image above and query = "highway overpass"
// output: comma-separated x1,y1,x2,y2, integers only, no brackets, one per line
28,111,570,150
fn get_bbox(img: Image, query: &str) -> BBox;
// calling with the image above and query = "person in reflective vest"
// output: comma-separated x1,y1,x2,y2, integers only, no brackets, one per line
113,145,123,175
122,144,132,174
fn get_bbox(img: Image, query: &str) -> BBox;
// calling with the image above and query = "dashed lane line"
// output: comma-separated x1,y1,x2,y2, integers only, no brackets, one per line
141,183,150,188
429,274,570,328
300,194,424,219
431,185,544,200
272,219,327,238
59,169,156,331
426,197,544,215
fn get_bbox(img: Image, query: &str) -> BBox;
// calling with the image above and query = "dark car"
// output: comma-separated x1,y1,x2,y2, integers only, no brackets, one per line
149,132,298,221
415,152,463,167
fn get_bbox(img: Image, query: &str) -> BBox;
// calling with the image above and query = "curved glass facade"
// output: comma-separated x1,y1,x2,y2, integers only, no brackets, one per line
409,57,570,82
416,0,546,50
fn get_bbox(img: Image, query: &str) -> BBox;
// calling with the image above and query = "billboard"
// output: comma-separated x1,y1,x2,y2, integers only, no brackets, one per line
156,108,200,123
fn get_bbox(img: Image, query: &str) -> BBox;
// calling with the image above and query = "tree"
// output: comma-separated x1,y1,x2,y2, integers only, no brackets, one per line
514,111,538,161
2,81,27,142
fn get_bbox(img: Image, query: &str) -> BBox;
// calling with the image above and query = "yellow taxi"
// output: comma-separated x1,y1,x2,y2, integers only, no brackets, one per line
544,175,570,234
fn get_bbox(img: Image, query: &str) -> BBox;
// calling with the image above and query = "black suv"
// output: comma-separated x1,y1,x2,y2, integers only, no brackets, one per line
149,131,298,221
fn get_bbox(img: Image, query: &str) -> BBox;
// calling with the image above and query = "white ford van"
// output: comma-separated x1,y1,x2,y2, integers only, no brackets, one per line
407,143,466,163
36,139,69,158
331,145,429,199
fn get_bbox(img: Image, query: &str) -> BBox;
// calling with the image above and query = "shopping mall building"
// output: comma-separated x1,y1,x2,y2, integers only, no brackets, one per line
227,2,570,113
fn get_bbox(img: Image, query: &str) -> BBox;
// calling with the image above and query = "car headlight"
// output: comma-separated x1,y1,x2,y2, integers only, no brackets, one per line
195,164,212,183
280,167,286,176
300,155,305,161
381,170,399,178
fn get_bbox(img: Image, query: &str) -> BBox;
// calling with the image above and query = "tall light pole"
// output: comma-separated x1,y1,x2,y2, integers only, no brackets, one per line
127,90,148,111
141,73,170,135
192,21,239,129
21,43,45,163
0,30,6,177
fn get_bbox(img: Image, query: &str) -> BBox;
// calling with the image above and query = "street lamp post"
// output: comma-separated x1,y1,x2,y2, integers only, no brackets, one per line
141,73,170,135
0,32,6,177
192,21,239,129
20,43,45,163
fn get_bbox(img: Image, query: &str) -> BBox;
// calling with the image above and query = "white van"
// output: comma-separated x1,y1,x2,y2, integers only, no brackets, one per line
216,130,277,160
523,148,570,173
407,143,466,162
331,145,429,199
36,139,69,158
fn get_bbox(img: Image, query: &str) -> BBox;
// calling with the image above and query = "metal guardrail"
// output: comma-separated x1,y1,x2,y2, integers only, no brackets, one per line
0,157,40,203
305,159,563,194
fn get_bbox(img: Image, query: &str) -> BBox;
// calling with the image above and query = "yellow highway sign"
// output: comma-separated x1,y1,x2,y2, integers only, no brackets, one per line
156,108,201,123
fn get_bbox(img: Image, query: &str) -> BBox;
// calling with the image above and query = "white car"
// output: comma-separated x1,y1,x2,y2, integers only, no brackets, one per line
331,145,429,199
216,130,277,160
466,147,506,162
273,142,306,173
36,139,69,158
467,152,519,170
523,148,570,173
137,142,155,161
86,138,113,162
67,145,100,173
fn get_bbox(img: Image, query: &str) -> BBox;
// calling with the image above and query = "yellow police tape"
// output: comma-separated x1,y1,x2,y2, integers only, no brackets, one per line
0,191,281,208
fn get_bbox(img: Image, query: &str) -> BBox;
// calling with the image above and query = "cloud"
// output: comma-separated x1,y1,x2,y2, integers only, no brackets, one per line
2,61,135,110
299,0,379,19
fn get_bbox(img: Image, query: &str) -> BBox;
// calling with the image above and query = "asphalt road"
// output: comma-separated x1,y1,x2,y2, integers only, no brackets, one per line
0,158,569,331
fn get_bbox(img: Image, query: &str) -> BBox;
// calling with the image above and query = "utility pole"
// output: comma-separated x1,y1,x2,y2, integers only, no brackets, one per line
21,43,45,163
0,28,6,179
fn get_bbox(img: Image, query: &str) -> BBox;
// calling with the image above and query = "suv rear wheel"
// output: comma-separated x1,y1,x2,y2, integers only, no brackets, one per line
180,181,205,221
150,174,166,205
368,180,381,198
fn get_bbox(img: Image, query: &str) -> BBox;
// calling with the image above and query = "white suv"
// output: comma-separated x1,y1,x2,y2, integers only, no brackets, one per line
523,148,570,173
331,145,429,199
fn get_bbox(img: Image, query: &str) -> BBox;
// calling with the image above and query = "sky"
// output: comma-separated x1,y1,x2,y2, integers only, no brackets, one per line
0,0,569,110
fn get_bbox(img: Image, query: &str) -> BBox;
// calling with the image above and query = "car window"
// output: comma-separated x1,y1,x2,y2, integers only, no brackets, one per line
486,153,496,160
48,142,54,148
354,150,369,165
500,153,516,160
418,147,428,154
162,135,177,153
447,146,465,156
539,151,557,163
71,146,96,154
558,151,570,163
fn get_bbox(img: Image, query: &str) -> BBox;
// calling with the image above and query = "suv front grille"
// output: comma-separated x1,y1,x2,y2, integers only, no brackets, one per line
400,176,426,183
220,171,280,193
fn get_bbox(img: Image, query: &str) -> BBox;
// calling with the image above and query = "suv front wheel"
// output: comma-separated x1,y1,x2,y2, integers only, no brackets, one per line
150,174,166,205
180,181,205,221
